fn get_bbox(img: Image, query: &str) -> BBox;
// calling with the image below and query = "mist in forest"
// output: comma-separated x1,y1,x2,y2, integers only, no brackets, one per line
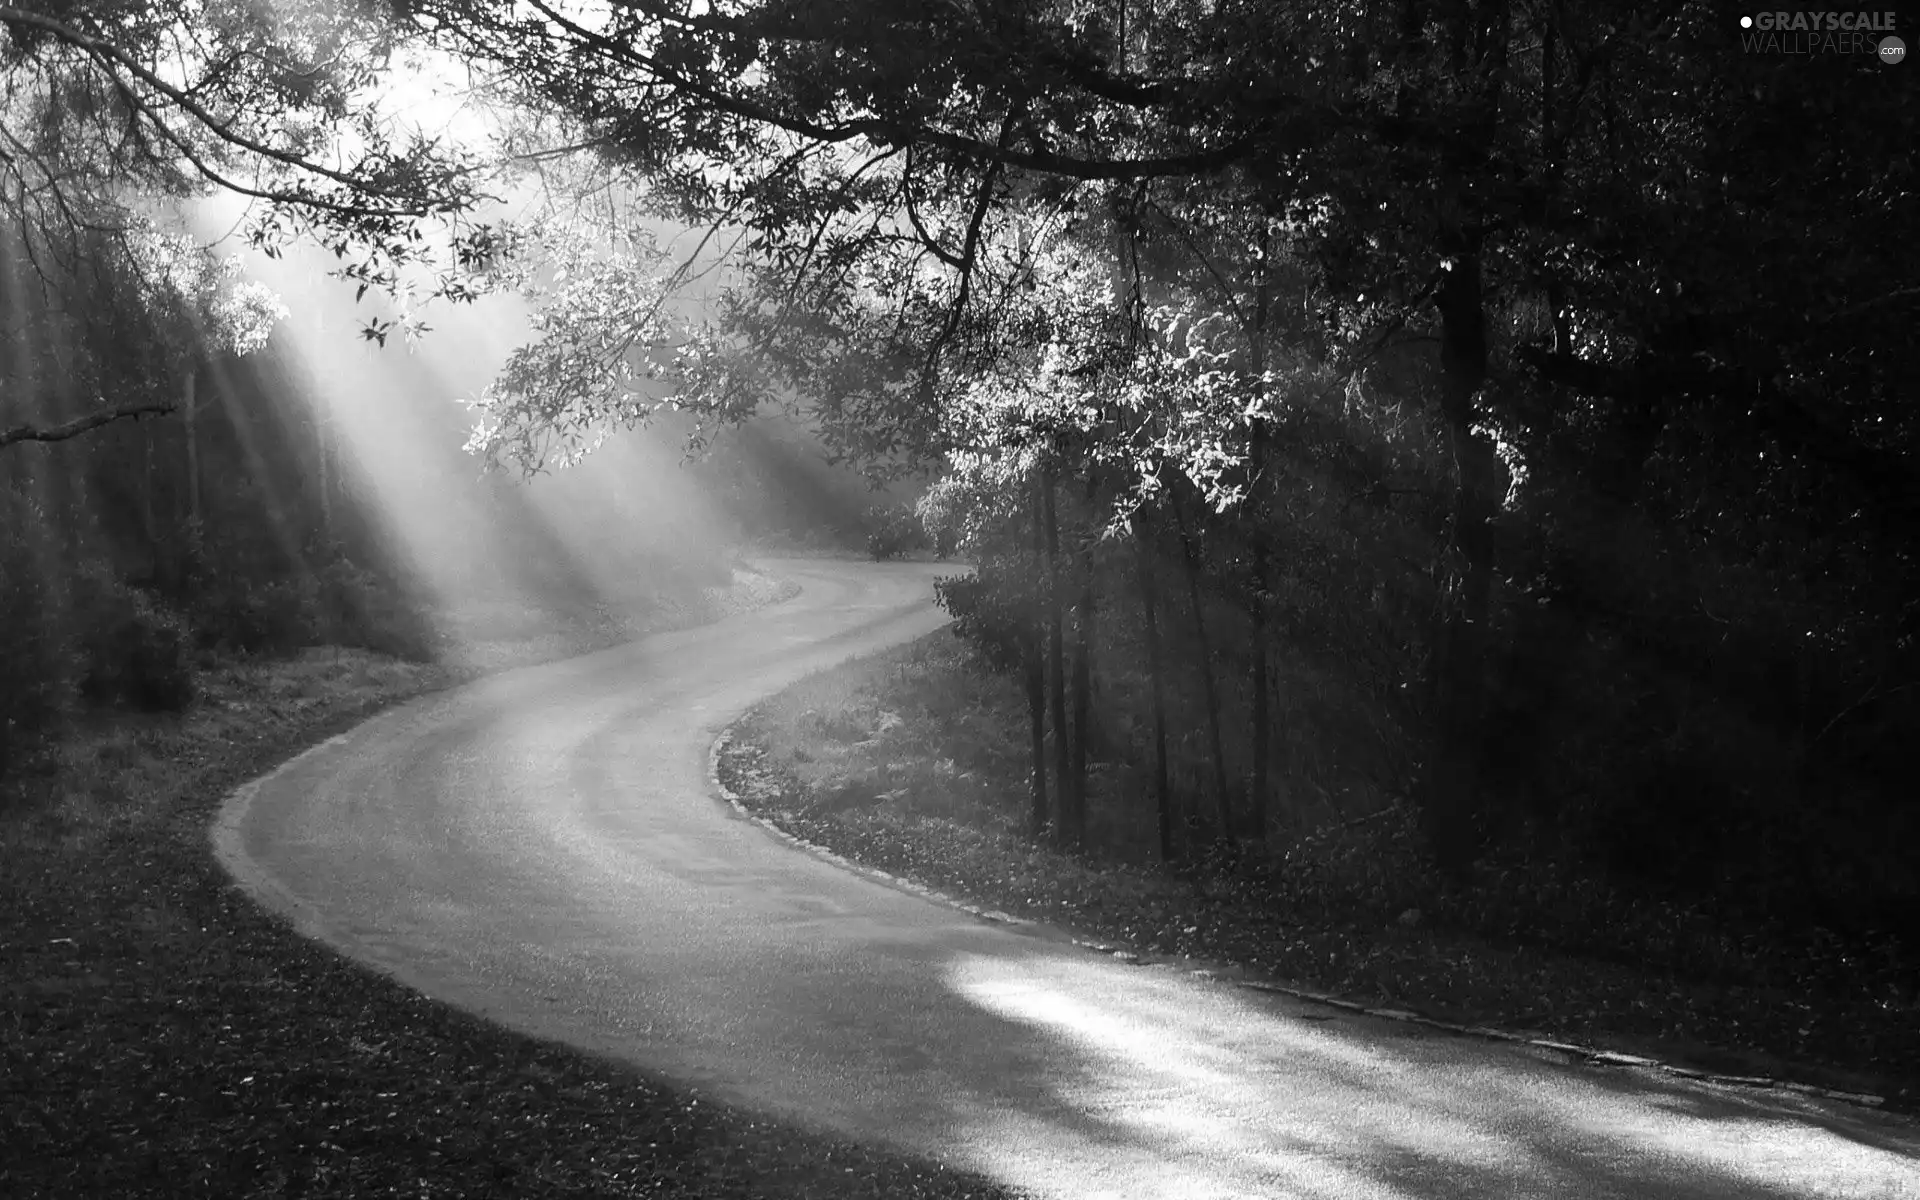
211,207,898,628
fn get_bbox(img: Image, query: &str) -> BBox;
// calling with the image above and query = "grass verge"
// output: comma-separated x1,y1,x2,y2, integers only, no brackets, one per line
719,631,1919,1115
1,568,1018,1199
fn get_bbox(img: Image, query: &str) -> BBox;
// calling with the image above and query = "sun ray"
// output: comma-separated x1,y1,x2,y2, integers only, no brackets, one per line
201,198,743,671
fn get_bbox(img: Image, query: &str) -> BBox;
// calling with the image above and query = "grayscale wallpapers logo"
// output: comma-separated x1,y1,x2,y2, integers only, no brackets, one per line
1737,10,1904,59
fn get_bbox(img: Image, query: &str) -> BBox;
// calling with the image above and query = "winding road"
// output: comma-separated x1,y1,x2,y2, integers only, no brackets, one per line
217,559,1919,1199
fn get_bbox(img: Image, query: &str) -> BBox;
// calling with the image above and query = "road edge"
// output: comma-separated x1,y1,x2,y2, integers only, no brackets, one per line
708,725,1894,1116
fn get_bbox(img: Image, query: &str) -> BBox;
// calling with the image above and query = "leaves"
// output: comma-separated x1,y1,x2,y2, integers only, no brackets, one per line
725,636,1920,1102
462,225,768,472
3,1,485,311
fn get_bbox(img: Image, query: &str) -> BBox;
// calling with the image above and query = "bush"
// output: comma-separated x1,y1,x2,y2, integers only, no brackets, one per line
193,578,315,657
934,572,1029,673
865,504,929,561
0,504,64,776
1266,805,1434,921
314,558,437,662
73,571,195,713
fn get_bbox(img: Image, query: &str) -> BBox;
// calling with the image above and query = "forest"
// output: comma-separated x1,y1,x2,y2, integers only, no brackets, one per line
3,0,1916,1120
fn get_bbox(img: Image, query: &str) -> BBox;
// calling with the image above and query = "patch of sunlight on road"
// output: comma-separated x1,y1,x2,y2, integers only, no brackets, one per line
945,953,1488,1199
942,1100,1415,1200
1558,1086,1920,1200
944,951,1920,1200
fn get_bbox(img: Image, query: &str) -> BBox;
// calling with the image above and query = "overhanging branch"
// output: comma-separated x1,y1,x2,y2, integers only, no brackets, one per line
0,6,470,216
1,399,175,448
509,0,1254,184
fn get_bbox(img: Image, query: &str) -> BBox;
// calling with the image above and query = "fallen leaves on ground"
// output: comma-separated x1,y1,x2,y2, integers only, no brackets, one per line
1,580,1014,1200
722,673,1918,1113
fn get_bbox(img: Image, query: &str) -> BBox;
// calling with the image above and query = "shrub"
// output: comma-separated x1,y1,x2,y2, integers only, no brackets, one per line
0,503,64,776
73,571,195,713
358,600,437,662
865,504,929,561
1267,804,1434,921
934,572,1030,673
193,578,315,657
314,557,437,662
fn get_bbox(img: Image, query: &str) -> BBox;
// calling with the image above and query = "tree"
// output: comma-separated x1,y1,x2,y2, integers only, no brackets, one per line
2,221,282,443
1,0,499,445
414,0,1917,907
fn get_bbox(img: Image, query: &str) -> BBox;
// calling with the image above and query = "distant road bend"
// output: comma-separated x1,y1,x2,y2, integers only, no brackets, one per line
217,559,1920,1200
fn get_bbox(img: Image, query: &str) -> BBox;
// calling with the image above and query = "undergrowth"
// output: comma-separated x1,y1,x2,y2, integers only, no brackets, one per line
1,568,1007,1198
723,631,1919,1108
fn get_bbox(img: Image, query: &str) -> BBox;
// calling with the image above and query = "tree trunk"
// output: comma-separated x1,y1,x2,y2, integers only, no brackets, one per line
1413,0,1513,871
313,311,334,546
1066,522,1097,852
179,365,204,591
1025,474,1051,838
1249,570,1269,846
1174,500,1234,839
1418,247,1501,872
1541,11,1557,179
1245,246,1272,849
317,406,332,544
182,366,201,530
141,419,157,569
1041,471,1072,844
1135,524,1175,863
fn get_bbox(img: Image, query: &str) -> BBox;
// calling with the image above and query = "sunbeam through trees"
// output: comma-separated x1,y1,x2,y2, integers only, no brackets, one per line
3,1,1917,1195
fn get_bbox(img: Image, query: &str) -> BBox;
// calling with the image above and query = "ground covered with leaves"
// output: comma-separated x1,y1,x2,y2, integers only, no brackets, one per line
720,632,1919,1116
1,572,1018,1199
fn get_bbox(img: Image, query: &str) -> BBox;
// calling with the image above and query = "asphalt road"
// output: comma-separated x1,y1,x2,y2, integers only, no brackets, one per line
217,559,1920,1199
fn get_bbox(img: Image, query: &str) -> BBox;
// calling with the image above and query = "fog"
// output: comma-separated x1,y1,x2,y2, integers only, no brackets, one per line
196,199,901,655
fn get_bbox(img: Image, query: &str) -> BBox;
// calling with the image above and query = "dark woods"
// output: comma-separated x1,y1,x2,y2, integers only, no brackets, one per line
900,5,1916,1000
3,0,1913,1010
932,373,1915,1008
0,229,437,778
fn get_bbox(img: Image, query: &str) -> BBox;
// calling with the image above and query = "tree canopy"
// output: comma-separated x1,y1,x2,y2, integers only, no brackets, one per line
5,0,1915,918
413,2,1913,508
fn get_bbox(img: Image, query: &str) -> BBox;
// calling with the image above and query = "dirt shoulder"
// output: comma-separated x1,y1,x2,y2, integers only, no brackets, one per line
717,631,1919,1118
0,569,1017,1199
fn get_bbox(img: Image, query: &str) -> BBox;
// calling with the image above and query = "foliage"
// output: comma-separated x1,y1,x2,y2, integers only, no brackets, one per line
193,578,316,658
727,636,1920,1100
125,225,291,360
2,645,1009,1198
314,557,437,662
932,573,1027,674
0,235,437,757
7,0,1915,969
0,495,62,771
0,0,489,321
72,569,196,712
863,504,927,561
0,220,291,451
463,227,765,471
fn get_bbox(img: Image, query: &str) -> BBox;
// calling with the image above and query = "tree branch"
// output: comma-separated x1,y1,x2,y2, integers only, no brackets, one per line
923,110,1012,372
1,399,175,449
508,0,1253,183
0,6,468,215
901,145,966,268
1811,286,1920,325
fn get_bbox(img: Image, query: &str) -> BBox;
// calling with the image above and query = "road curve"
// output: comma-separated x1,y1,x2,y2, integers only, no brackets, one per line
218,559,1919,1200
